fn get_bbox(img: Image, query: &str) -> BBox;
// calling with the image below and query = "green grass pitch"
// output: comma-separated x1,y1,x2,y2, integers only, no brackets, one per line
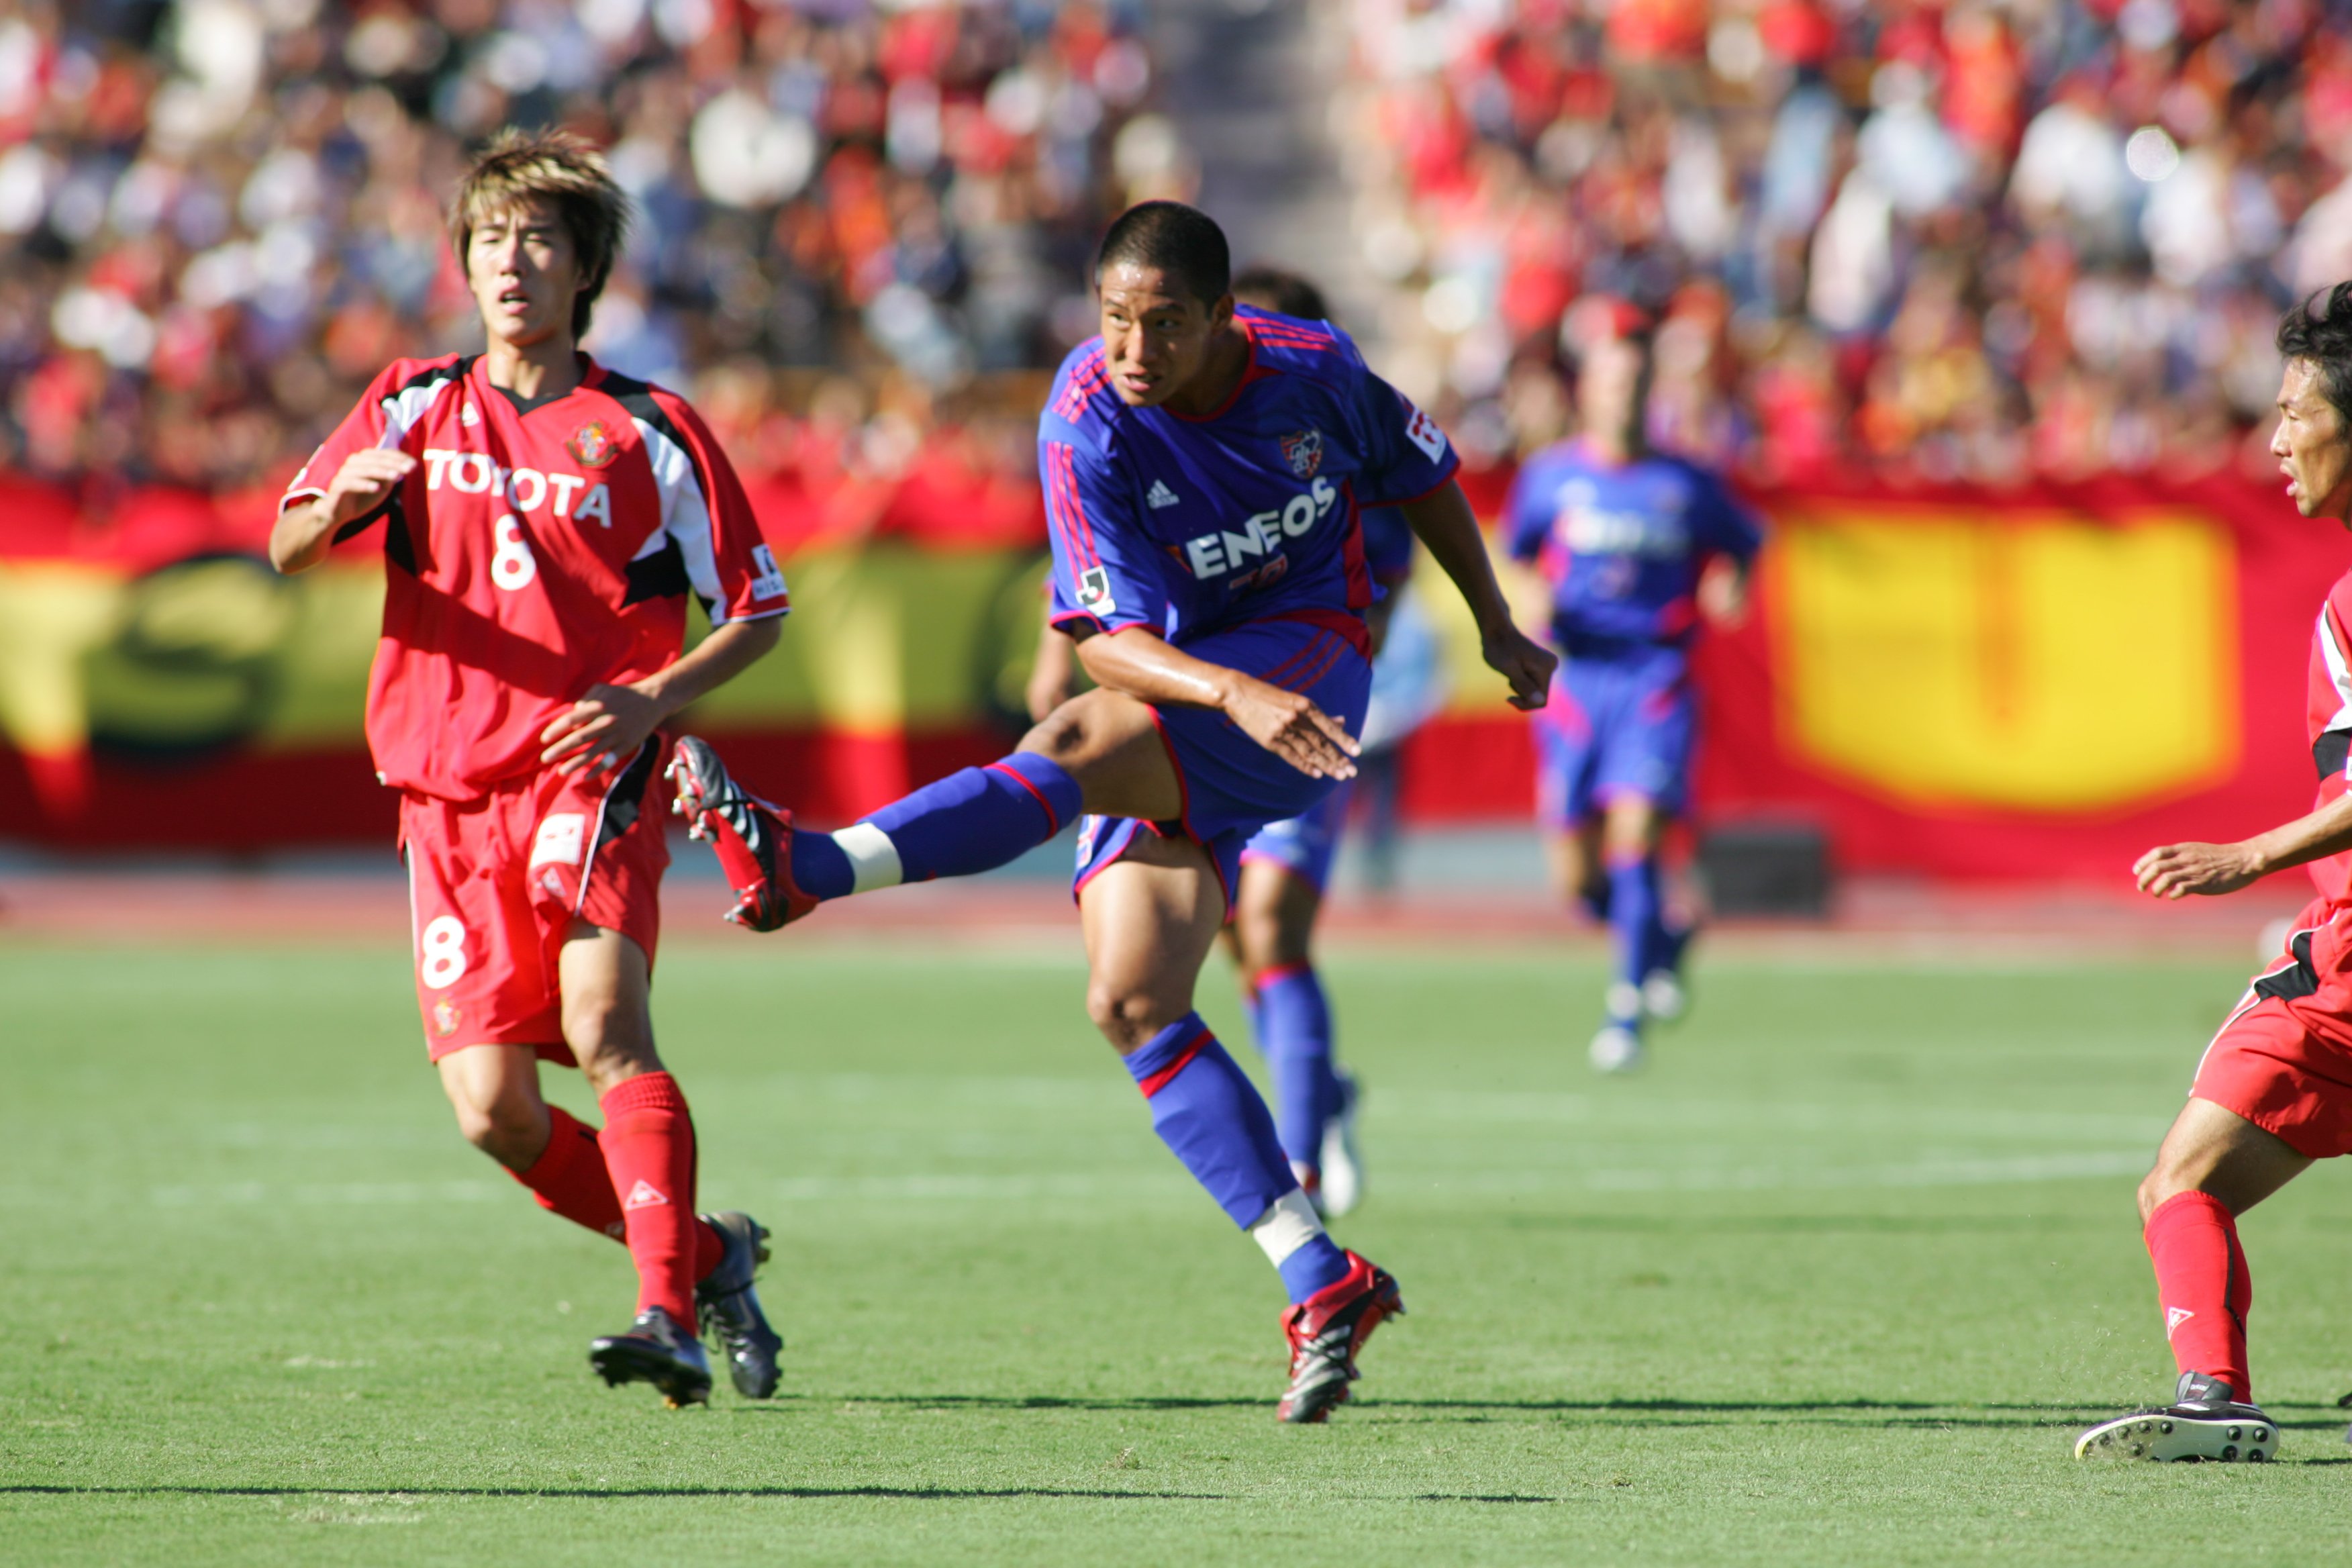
8,934,2352,1565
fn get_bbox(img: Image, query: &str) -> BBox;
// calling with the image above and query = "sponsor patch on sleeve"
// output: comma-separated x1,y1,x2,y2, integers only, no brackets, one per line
748,543,787,602
1401,395,1449,462
1076,565,1118,618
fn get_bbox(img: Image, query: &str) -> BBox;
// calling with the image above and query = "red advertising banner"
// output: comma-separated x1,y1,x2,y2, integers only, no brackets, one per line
1395,471,2345,884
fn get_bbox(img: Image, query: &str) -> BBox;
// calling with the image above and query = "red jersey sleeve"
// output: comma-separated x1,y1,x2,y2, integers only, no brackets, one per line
280,354,467,546
645,387,789,626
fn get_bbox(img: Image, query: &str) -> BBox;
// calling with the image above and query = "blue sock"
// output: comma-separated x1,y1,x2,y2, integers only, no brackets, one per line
1606,852,1669,997
789,752,1081,899
1275,1230,1352,1303
1123,1014,1349,1301
1255,963,1339,1172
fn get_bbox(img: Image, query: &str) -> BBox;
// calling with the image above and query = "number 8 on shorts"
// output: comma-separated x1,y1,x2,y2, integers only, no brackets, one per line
420,914,469,989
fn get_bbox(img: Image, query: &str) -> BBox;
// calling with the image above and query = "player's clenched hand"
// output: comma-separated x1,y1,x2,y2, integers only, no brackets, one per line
324,448,418,527
541,682,665,777
1224,677,1359,781
1480,624,1557,712
2133,840,2263,899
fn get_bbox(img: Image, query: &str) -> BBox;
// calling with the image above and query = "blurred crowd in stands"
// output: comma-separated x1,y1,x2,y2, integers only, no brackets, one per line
1340,0,2336,485
3,0,2342,527
0,0,1180,530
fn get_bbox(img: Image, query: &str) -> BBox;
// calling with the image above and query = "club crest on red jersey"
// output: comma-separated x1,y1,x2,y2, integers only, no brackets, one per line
567,420,620,468
432,997,462,1037
1280,429,1324,479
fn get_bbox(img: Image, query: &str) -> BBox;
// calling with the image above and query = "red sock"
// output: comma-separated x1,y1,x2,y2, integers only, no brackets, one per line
597,1071,703,1323
2145,1190,2253,1400
509,1106,727,1277
511,1106,626,1239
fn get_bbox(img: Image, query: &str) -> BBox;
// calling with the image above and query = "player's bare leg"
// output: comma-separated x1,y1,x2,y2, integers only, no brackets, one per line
1081,833,1401,1422
1229,861,1363,1216
2077,1097,2308,1461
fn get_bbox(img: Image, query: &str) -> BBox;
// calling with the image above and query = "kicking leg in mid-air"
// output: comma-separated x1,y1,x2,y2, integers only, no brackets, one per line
672,665,1405,1420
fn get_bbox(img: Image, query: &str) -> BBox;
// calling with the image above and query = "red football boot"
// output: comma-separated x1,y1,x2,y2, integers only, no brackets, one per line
1277,1251,1404,1424
667,736,818,932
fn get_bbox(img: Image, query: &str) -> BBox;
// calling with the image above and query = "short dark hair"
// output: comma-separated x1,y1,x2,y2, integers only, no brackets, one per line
2277,283,2352,426
1230,265,1329,322
1094,201,1230,306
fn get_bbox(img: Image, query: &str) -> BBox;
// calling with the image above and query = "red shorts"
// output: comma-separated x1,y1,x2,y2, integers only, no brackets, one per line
399,736,669,1065
2192,896,2352,1158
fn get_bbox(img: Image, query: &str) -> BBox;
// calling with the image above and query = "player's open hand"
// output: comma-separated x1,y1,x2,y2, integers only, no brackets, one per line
1480,624,1557,712
542,682,666,777
324,448,418,527
2134,840,2263,899
1225,677,1359,781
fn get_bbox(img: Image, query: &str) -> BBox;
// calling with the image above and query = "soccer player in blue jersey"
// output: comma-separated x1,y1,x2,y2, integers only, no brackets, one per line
1025,263,1414,1219
1504,303,1762,1075
671,203,1553,1422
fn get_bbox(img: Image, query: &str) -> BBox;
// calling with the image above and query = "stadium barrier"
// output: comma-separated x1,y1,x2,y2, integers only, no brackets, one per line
0,467,2334,883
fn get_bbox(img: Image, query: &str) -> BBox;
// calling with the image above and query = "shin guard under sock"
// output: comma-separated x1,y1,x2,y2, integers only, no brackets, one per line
1254,963,1340,1172
597,1072,702,1324
790,753,1081,899
1124,1014,1304,1229
511,1107,726,1279
2145,1190,2253,1400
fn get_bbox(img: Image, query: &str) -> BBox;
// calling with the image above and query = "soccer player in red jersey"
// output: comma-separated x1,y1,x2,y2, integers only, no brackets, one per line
267,130,789,1408
2076,285,2352,1463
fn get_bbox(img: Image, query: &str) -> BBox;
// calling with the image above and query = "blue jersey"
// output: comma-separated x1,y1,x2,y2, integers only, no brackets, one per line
1504,440,1762,648
1039,307,1457,647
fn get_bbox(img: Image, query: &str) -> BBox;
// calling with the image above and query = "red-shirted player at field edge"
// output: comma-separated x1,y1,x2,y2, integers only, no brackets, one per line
2076,284,2352,1463
268,131,788,1408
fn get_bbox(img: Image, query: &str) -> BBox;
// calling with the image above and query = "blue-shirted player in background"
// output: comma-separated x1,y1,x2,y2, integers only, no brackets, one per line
1506,303,1762,1075
1027,264,1417,1220
673,203,1554,1422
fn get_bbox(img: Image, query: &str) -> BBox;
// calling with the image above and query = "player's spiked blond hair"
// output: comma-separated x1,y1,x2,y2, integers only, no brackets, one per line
449,128,631,338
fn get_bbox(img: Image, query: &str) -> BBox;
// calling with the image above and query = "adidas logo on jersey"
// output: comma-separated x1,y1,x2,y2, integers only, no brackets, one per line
1147,479,1181,509
461,401,481,427
624,1180,670,1210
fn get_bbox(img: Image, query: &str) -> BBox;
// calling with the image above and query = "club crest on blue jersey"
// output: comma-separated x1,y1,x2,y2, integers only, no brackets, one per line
1279,429,1324,480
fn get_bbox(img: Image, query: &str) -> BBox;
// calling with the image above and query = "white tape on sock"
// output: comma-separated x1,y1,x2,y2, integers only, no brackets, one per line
834,822,903,895
1247,1187,1326,1269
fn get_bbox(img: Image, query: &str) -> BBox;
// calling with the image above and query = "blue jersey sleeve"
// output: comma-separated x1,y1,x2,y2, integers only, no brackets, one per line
1349,370,1461,508
1040,436,1167,638
1502,457,1551,563
1690,468,1765,562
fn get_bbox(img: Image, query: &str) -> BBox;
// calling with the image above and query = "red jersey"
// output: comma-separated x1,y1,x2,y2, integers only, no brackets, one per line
285,353,788,801
2305,570,2352,905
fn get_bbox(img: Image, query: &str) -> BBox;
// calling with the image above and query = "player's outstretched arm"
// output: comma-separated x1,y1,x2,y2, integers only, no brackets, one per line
1397,480,1555,711
268,449,420,575
541,616,783,778
1072,626,1359,781
2136,791,2352,898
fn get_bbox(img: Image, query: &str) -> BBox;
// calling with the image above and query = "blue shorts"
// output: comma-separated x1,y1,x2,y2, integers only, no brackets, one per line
1533,645,1694,827
1075,616,1372,910
1239,781,1353,895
